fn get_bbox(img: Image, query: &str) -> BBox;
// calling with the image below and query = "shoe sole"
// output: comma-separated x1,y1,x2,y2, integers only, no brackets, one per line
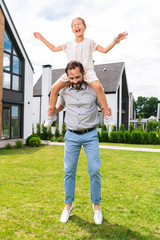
104,121,116,127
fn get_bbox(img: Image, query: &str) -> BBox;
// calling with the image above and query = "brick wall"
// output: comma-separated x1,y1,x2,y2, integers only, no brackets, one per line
0,8,5,140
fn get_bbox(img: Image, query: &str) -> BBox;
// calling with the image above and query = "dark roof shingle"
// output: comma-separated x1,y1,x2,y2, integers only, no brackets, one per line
33,62,125,96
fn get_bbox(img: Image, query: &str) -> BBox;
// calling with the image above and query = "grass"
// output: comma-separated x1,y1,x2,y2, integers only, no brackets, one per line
99,142,160,149
0,145,160,240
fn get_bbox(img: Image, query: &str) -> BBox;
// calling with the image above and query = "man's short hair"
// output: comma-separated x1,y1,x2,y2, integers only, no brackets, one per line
65,61,84,75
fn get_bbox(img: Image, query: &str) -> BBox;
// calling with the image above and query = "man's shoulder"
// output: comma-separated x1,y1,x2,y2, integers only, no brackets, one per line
59,86,70,95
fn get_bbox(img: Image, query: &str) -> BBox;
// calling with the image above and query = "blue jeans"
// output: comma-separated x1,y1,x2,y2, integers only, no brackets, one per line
64,129,101,204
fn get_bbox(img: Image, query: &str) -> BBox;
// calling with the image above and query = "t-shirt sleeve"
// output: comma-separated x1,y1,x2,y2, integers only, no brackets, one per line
90,39,98,52
57,89,65,107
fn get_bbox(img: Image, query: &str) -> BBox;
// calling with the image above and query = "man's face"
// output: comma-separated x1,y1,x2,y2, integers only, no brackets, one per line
67,67,84,89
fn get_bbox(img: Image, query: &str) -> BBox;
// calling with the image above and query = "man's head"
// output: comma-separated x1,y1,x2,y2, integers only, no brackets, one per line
65,61,85,89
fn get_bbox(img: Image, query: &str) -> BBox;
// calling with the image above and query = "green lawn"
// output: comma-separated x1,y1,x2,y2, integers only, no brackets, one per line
0,146,160,240
99,142,160,149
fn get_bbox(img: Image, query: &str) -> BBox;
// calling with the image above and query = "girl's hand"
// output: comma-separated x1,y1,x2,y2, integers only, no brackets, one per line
33,32,43,40
116,32,128,43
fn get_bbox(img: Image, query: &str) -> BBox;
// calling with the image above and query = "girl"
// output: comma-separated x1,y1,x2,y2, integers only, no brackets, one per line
34,17,128,127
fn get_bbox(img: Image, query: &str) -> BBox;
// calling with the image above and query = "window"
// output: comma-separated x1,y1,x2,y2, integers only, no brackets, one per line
1,105,21,139
2,107,10,139
11,106,20,138
3,30,23,91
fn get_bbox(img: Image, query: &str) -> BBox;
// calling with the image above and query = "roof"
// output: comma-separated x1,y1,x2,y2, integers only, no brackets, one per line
0,0,34,72
33,62,125,96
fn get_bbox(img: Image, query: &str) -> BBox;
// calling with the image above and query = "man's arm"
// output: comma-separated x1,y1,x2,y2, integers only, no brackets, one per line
48,103,64,116
55,103,64,113
33,32,63,52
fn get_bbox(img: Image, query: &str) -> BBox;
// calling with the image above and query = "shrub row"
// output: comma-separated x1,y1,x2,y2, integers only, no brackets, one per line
98,130,160,145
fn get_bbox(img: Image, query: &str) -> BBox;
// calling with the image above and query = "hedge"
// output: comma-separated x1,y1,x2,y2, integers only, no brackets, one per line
97,130,160,145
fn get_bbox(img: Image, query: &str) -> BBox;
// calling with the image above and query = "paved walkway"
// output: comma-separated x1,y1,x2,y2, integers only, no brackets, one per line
0,139,160,152
48,142,160,153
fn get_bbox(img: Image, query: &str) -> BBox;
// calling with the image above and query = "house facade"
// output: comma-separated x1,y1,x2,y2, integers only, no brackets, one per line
0,0,33,141
33,62,131,131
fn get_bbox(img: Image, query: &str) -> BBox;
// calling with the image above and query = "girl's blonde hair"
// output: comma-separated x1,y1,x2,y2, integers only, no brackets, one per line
71,17,86,28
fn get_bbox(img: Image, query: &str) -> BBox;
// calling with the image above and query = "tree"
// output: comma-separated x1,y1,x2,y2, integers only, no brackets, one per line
135,96,160,118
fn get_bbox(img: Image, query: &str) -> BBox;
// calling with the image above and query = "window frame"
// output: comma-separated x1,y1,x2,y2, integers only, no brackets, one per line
3,29,23,92
1,104,23,140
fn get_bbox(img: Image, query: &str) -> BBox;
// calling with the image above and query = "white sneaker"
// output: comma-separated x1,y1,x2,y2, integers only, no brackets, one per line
93,205,103,225
60,204,73,223
104,116,115,127
44,115,57,127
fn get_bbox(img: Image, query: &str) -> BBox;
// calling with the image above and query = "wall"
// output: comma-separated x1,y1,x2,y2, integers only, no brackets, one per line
1,1,34,140
23,60,34,139
0,7,5,140
32,96,41,129
41,65,52,125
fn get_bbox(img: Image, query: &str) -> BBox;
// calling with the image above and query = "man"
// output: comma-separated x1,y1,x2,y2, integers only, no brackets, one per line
53,61,111,224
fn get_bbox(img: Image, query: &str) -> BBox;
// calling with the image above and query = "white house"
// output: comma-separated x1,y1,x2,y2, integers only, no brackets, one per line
33,62,131,132
0,0,34,141
157,103,160,121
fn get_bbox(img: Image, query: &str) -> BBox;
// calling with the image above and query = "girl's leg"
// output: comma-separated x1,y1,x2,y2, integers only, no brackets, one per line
88,80,111,117
49,80,70,117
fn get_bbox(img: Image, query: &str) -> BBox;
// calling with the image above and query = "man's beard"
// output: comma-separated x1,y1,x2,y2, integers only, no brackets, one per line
72,82,82,89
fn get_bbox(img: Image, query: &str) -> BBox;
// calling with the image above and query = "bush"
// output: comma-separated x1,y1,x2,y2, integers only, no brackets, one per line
123,131,131,144
57,136,65,142
112,126,117,132
26,134,41,146
129,124,134,133
36,123,41,136
29,137,41,147
100,131,109,142
131,131,142,144
15,141,23,148
50,136,57,142
55,123,60,139
41,123,48,140
62,123,67,137
148,131,159,145
141,132,149,144
97,131,101,141
109,131,118,143
101,124,107,131
117,131,124,143
119,124,125,132
5,143,12,149
48,126,53,140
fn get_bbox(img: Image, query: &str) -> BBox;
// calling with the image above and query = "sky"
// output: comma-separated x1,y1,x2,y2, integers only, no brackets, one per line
3,0,160,100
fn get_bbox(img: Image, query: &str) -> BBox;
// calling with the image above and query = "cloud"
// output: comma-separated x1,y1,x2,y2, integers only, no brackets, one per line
37,0,87,21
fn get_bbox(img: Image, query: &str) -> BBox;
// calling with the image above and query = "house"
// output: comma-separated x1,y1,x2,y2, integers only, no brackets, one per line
129,92,136,120
157,103,160,121
0,0,34,141
33,62,130,131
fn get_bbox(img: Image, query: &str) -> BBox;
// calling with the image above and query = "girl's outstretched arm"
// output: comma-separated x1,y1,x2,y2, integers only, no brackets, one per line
33,32,63,52
96,31,128,54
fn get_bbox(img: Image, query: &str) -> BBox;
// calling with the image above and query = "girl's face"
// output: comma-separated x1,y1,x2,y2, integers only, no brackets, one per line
72,19,86,37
